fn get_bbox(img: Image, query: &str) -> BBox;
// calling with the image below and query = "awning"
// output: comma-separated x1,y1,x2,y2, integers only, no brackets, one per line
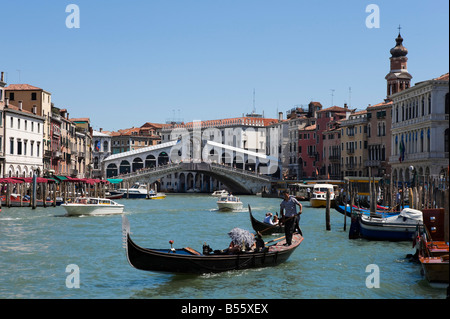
107,178,123,184
55,176,68,181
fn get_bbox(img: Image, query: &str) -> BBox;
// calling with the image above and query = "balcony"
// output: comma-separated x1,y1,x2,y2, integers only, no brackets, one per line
365,159,381,167
70,169,78,177
78,152,85,159
44,150,52,158
53,151,63,159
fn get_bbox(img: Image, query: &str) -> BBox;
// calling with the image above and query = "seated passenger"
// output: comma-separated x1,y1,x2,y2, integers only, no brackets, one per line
264,213,274,224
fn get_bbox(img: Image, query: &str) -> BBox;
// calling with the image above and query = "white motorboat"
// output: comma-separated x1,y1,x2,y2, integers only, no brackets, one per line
211,189,229,197
111,183,148,199
309,184,337,208
217,195,243,211
61,197,124,216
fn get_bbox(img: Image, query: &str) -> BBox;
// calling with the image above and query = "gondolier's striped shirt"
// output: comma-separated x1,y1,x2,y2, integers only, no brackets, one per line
280,196,300,217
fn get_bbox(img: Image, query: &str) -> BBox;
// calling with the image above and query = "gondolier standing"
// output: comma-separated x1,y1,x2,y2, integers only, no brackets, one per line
280,191,303,246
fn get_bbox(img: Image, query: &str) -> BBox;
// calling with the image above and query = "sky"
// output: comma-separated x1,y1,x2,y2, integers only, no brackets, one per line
1,0,448,132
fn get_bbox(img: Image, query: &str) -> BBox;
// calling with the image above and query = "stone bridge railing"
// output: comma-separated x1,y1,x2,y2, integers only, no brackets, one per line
115,161,272,194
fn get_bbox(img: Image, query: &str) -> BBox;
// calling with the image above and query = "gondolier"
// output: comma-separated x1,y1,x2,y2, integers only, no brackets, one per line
280,191,302,246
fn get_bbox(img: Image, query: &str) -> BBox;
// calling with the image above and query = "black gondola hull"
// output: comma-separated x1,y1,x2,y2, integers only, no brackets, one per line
248,205,284,235
123,216,302,274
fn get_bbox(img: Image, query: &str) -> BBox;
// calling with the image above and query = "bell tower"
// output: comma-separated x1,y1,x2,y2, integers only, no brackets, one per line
385,26,412,98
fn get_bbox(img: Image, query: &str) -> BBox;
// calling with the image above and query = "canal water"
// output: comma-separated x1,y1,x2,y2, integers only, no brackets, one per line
0,194,446,299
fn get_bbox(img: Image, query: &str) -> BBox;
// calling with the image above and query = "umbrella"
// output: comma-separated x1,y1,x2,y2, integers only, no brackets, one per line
227,228,255,248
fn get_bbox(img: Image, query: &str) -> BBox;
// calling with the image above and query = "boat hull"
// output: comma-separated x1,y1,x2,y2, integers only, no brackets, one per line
309,198,334,208
419,257,449,283
248,205,284,235
359,216,418,241
217,202,243,211
62,204,124,216
122,215,303,274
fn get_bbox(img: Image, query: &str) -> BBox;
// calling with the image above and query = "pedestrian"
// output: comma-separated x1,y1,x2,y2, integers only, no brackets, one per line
280,190,303,245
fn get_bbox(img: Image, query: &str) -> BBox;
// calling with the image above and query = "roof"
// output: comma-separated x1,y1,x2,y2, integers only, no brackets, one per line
70,118,90,123
317,106,349,113
5,84,50,94
433,73,449,81
367,100,393,109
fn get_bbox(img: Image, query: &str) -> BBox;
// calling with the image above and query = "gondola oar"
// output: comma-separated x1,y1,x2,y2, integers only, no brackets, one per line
265,236,286,245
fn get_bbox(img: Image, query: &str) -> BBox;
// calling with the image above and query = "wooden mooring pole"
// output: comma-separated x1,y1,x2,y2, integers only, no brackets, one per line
326,189,331,230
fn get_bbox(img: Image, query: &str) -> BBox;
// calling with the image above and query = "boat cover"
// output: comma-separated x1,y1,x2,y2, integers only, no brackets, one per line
399,208,423,221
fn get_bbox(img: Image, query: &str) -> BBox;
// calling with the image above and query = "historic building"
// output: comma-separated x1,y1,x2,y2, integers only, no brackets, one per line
2,99,45,177
389,72,449,184
0,72,6,176
340,110,369,177
4,83,53,174
92,129,112,178
366,100,393,178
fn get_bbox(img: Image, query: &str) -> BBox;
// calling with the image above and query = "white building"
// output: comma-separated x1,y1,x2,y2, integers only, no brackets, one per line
389,72,449,183
92,130,112,178
2,100,45,177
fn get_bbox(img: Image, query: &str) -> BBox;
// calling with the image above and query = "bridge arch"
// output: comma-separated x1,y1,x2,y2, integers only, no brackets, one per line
119,160,131,175
132,157,144,172
145,155,156,168
106,163,118,178
158,152,169,166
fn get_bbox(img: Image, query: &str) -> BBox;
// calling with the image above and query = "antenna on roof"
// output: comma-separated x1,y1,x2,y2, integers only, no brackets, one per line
330,89,335,106
253,88,256,113
348,87,352,108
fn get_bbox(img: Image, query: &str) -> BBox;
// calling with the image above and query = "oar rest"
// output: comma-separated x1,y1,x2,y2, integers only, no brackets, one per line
183,247,201,255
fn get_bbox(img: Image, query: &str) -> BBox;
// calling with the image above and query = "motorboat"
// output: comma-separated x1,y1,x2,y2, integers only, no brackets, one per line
309,184,337,208
147,190,166,200
61,197,124,216
217,195,243,211
211,189,229,197
111,183,148,199
358,208,423,241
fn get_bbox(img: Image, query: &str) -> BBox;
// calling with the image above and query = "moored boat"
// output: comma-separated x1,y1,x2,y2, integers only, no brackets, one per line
248,205,284,235
61,197,124,216
217,195,243,211
122,215,303,274
309,184,336,208
357,208,423,241
111,183,148,199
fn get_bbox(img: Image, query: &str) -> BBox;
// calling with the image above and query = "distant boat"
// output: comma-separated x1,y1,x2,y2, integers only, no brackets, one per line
1,194,54,207
309,184,337,208
105,192,124,200
211,190,229,197
147,190,166,200
61,197,124,216
248,205,284,235
217,195,243,211
110,183,148,199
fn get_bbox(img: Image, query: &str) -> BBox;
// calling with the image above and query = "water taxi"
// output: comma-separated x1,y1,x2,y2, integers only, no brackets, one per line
110,183,148,199
61,197,124,216
217,195,243,211
309,184,337,208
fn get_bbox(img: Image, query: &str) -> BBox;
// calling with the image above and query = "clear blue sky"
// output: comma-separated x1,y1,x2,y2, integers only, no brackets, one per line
2,0,448,131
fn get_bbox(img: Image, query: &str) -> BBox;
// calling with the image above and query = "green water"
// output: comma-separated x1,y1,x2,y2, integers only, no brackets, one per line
0,194,446,299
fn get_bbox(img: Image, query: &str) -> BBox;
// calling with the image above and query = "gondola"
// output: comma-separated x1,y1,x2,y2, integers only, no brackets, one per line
248,205,284,235
122,215,303,274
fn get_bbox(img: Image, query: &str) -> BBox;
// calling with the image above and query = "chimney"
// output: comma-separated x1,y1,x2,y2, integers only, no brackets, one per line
1,72,4,82
278,112,283,121
100,128,103,132
5,97,9,107
344,103,348,109
19,101,23,111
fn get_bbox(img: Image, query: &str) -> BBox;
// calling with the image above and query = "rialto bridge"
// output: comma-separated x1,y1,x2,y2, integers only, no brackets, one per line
102,141,278,194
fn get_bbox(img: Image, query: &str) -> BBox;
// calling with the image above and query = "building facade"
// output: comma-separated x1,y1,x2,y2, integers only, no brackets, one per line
389,73,449,184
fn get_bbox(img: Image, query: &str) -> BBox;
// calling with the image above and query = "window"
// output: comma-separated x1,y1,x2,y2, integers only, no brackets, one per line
10,117,13,128
31,141,34,156
9,92,14,101
10,138,14,154
31,92,37,100
17,140,22,155
37,142,40,157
